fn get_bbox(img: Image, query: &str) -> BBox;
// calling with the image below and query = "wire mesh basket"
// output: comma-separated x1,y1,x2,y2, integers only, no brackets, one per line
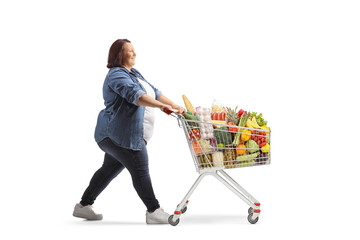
178,115,271,172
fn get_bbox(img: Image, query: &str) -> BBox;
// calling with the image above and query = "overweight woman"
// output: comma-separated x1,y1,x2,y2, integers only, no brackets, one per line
73,39,184,224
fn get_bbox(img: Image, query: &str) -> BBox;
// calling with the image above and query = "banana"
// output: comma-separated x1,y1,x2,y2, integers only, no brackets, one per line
246,118,255,128
260,125,270,132
251,117,261,128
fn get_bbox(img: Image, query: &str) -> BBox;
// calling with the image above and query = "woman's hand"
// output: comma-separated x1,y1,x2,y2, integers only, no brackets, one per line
157,95,184,114
171,104,185,114
159,103,174,112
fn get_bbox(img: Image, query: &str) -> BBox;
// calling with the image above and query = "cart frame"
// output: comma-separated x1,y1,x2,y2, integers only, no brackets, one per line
168,112,270,226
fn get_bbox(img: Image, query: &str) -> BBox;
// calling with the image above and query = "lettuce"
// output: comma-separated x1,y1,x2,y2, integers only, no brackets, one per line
246,140,259,153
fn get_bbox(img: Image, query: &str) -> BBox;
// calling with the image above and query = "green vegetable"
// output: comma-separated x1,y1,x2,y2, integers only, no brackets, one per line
238,159,255,167
217,143,225,150
236,152,260,162
182,112,199,128
214,126,232,145
198,139,212,153
245,140,259,153
233,112,251,146
251,112,267,126
187,111,199,120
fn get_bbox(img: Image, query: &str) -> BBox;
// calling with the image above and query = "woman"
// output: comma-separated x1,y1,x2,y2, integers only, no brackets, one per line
73,39,184,224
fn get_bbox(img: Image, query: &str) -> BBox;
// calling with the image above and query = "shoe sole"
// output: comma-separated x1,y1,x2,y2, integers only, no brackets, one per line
146,214,170,224
73,212,103,221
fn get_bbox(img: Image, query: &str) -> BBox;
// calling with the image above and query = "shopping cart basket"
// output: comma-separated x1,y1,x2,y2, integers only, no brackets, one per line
166,110,271,226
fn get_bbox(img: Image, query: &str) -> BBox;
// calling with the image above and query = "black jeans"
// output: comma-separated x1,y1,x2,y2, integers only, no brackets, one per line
80,138,160,212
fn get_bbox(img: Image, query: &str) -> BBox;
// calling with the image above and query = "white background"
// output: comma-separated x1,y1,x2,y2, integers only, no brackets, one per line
1,0,359,239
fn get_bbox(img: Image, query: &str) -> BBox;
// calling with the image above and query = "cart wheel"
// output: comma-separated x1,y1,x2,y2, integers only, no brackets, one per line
181,206,187,214
168,215,180,226
248,207,253,214
247,213,259,224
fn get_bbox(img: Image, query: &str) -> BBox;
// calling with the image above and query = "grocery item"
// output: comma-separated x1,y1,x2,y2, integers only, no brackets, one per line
197,107,214,139
240,129,251,142
233,112,251,146
211,112,226,121
260,125,270,131
187,111,199,120
224,148,237,168
246,140,259,154
212,151,224,167
260,125,270,143
236,144,247,155
211,99,226,121
250,116,261,128
188,129,200,141
182,95,195,114
198,139,212,153
236,152,260,162
213,126,232,146
217,143,225,150
192,141,202,155
207,137,218,151
261,143,270,153
256,152,269,165
198,154,213,168
251,112,267,126
211,120,226,128
182,112,199,128
251,130,268,147
237,109,245,118
225,106,240,125
227,122,238,133
238,159,255,167
245,116,260,129
211,99,224,113
192,139,214,155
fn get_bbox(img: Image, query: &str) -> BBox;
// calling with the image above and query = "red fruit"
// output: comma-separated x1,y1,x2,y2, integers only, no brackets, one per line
221,112,226,121
254,137,258,142
188,129,200,141
237,109,245,117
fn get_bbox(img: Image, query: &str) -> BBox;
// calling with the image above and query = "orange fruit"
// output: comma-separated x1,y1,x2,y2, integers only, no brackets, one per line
236,144,246,155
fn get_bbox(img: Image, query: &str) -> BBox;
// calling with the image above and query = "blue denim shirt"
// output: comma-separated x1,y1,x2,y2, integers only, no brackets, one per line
94,67,162,150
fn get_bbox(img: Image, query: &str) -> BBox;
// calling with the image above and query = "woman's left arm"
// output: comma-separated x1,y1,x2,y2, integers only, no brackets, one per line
158,94,184,113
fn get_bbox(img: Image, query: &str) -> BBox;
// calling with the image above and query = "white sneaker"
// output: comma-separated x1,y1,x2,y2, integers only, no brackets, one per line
146,208,170,224
73,203,103,220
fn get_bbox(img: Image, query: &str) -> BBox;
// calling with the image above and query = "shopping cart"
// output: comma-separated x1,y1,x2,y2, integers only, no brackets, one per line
166,109,271,226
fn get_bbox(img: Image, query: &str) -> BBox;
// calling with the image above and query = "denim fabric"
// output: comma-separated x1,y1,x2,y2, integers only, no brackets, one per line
80,138,160,212
94,67,162,150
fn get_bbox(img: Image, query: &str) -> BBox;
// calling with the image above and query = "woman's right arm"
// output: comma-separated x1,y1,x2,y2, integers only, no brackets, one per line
107,70,172,111
138,94,172,111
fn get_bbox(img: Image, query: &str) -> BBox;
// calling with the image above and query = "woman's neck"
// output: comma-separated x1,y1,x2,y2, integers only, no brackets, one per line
123,65,132,71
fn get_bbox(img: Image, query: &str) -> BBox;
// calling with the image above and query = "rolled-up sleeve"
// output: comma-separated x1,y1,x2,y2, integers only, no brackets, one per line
145,81,162,100
154,87,162,100
107,71,146,106
132,68,162,100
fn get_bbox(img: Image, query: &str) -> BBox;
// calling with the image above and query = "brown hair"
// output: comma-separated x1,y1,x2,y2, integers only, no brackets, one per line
107,39,131,68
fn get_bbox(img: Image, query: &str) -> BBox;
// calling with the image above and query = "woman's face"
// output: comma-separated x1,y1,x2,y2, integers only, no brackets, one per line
122,42,136,70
